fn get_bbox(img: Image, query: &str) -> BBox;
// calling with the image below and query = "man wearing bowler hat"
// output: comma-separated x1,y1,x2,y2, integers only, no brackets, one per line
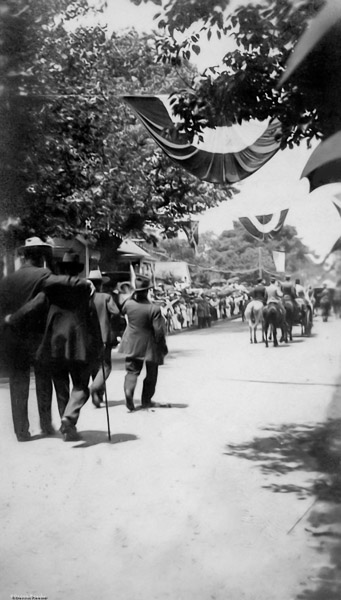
0,239,92,441
118,275,168,411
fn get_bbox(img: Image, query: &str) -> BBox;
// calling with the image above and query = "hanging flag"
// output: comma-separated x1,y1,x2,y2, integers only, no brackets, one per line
181,220,199,252
272,250,286,273
238,209,289,240
123,95,282,184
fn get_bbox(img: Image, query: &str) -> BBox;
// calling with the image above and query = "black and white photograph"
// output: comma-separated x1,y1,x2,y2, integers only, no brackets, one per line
1,0,341,598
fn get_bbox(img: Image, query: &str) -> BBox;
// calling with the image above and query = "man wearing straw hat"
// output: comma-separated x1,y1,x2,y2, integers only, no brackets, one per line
0,239,92,441
118,275,168,412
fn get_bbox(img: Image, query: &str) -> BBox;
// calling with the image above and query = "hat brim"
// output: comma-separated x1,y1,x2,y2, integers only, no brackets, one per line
115,281,135,294
133,283,154,293
18,243,52,253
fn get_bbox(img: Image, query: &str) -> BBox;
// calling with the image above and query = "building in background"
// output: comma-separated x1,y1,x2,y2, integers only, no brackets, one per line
154,261,191,289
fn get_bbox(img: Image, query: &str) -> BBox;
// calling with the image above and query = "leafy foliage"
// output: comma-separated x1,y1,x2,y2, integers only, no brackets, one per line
153,222,313,284
0,0,233,253
147,0,329,147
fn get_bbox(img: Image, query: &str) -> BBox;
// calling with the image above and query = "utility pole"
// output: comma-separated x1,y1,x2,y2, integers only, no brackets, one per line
258,246,262,278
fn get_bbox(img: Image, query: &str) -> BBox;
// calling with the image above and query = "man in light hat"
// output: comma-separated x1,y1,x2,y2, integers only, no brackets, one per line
0,238,93,441
118,275,168,411
265,275,286,319
87,269,120,407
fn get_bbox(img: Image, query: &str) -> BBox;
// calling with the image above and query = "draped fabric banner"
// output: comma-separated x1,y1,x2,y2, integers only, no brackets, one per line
123,95,282,184
238,209,289,240
272,250,286,273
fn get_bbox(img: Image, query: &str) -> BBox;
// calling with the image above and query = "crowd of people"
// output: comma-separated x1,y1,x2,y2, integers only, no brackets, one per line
0,237,168,442
0,236,335,444
150,288,248,333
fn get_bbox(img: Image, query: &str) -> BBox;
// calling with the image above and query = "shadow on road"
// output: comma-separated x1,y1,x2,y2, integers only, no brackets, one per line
166,349,202,359
72,430,139,448
103,399,126,408
95,400,188,410
224,418,341,599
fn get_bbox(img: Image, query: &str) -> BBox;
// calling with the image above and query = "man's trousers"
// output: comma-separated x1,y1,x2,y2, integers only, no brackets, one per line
8,344,52,438
124,357,158,404
52,360,91,426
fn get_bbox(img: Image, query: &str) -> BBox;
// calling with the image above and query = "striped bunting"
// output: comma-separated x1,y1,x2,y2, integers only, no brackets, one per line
123,95,282,184
239,210,289,240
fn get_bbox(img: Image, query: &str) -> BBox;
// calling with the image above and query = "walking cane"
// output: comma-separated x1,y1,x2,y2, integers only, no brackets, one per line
101,346,111,442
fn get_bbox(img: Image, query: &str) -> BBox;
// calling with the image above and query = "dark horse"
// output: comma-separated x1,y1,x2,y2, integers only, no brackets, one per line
284,296,313,337
283,296,295,341
263,302,287,348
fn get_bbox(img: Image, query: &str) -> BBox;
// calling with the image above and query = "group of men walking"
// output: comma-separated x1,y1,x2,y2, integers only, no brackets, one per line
0,237,168,442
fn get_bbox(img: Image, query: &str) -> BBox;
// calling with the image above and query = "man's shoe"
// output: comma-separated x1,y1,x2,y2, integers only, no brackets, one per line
60,418,81,441
92,392,102,408
64,429,82,442
141,400,156,408
126,400,135,412
16,432,31,442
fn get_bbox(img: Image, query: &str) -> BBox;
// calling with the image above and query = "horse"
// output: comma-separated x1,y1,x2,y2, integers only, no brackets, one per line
283,296,312,338
262,302,287,348
282,296,295,341
295,298,313,335
244,300,264,344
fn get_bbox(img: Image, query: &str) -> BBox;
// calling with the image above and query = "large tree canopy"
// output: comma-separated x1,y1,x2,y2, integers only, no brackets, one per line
151,221,317,286
133,0,328,147
0,0,232,254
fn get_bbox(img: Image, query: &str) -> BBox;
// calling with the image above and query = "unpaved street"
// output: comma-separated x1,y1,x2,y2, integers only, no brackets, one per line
1,314,341,600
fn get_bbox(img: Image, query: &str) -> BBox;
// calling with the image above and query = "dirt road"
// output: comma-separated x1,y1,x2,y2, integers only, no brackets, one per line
1,314,341,600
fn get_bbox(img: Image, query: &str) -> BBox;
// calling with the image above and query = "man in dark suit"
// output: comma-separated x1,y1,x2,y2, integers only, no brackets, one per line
118,275,168,412
249,277,267,303
87,269,120,408
0,238,93,441
37,252,102,441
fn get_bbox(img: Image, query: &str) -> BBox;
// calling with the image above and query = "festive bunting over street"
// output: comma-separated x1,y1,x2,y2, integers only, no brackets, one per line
123,95,282,184
238,209,289,241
